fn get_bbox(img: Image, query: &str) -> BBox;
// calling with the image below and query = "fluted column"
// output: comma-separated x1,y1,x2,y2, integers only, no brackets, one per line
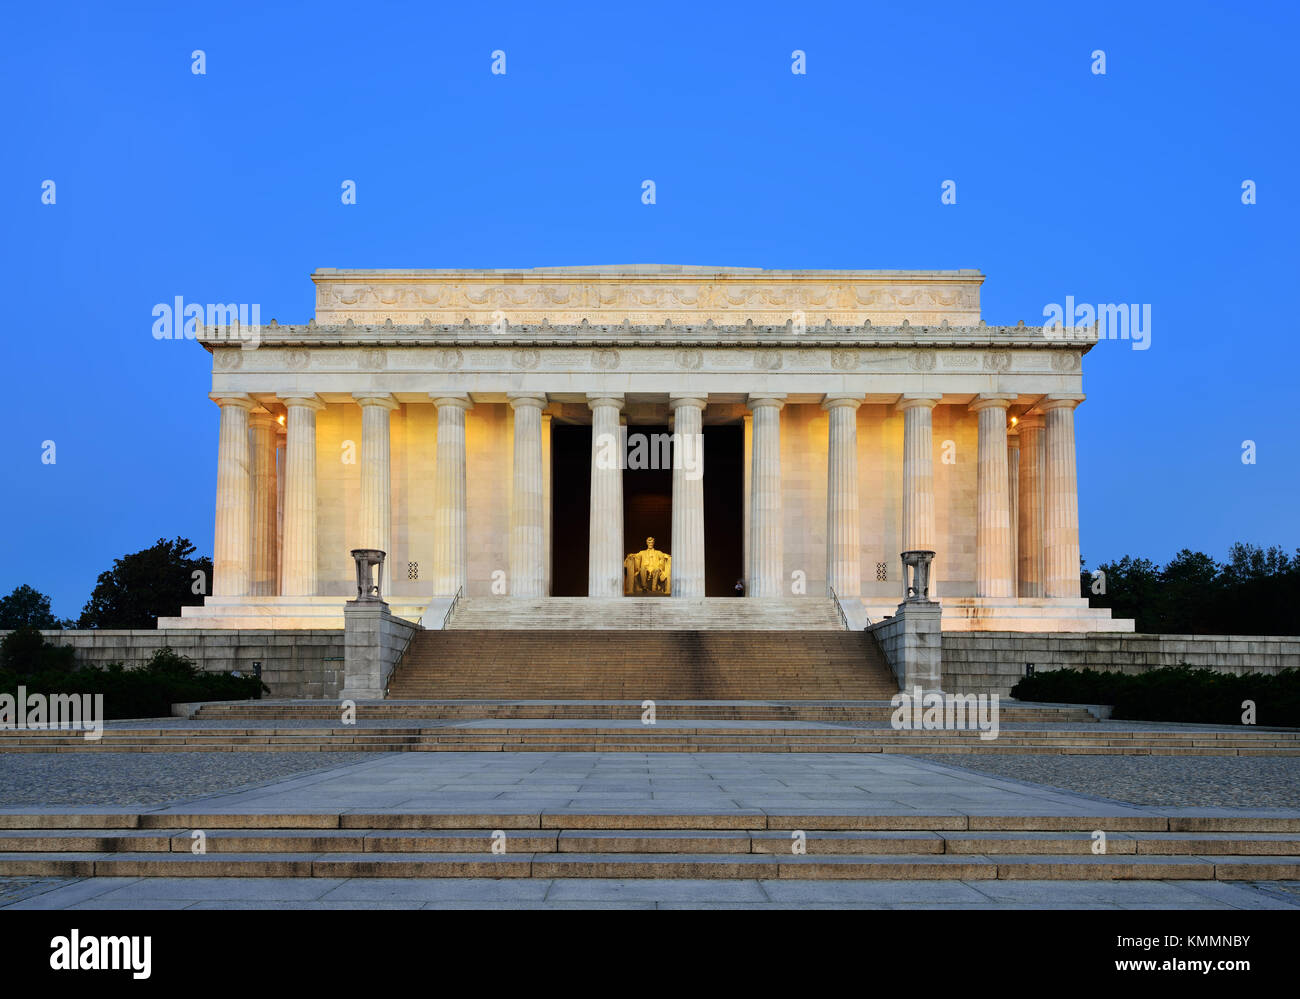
898,394,942,598
212,394,255,597
823,394,863,597
275,427,285,592
354,393,397,598
509,393,547,597
278,394,325,596
542,413,553,596
747,394,786,598
1042,395,1085,599
1007,428,1020,596
1017,415,1046,598
587,394,625,597
970,393,1016,598
249,410,279,596
742,412,752,593
670,396,707,597
431,393,472,596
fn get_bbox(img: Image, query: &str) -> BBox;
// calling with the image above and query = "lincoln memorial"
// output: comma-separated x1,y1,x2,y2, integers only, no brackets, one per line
160,265,1129,634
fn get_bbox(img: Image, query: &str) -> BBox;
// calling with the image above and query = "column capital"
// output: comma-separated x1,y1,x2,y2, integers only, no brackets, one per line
210,392,256,410
1016,414,1046,432
669,395,707,410
968,392,1017,414
746,393,787,411
352,392,399,411
277,393,325,411
248,409,278,428
895,393,943,413
507,392,549,410
430,392,473,410
821,393,864,411
1037,393,1086,413
586,393,624,411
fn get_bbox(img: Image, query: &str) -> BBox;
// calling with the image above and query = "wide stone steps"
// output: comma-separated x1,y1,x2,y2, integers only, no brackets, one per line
445,597,847,631
4,726,1299,754
389,629,897,700
192,701,1100,724
2,813,1297,879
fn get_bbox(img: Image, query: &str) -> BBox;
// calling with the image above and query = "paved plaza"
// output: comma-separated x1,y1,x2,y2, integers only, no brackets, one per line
3,751,1298,909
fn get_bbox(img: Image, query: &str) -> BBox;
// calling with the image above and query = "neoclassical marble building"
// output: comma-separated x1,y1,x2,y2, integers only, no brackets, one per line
161,265,1128,633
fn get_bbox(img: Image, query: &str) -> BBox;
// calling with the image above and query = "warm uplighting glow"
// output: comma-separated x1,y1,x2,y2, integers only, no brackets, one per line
277,414,286,425
1010,416,1019,426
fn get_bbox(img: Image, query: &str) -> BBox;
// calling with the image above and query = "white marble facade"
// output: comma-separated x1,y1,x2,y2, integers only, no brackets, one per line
161,266,1129,632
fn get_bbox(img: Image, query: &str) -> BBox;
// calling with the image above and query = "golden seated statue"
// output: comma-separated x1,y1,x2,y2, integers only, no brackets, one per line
623,537,671,595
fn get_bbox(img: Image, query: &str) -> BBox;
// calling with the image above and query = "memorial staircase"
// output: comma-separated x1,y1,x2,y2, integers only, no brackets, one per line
3,810,1298,881
387,627,896,700
442,596,847,630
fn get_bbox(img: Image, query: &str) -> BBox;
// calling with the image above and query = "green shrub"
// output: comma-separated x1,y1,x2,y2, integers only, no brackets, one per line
1011,665,1300,727
0,640,267,720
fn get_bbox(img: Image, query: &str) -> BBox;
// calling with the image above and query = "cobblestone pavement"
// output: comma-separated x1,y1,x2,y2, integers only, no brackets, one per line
0,753,373,807
919,754,1300,809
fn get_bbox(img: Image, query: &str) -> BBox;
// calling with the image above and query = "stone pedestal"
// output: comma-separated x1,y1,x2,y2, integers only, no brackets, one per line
341,599,389,700
871,600,943,693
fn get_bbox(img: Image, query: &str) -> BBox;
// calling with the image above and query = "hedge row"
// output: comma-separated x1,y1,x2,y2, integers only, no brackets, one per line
1011,666,1300,727
1,628,266,720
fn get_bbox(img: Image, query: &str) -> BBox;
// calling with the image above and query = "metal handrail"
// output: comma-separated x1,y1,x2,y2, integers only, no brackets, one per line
827,585,849,630
827,585,871,630
440,586,463,631
385,588,460,698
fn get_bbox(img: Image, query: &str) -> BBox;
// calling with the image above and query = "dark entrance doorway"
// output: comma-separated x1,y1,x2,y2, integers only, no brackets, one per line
549,423,743,596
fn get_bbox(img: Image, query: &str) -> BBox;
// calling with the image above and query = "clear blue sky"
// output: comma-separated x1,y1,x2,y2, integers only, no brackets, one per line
2,1,1296,619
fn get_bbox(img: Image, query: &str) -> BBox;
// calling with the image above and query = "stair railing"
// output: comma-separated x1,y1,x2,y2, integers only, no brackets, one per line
385,587,461,697
439,586,463,630
827,585,871,630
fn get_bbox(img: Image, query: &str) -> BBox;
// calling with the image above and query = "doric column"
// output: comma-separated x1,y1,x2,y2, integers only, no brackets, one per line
587,394,625,597
354,393,398,598
211,394,255,597
670,395,707,597
1007,427,1020,596
278,394,325,596
823,394,863,597
275,425,285,592
1017,415,1046,598
742,412,752,593
431,393,472,596
970,393,1017,598
1042,394,1085,599
542,413,553,596
508,393,548,597
249,410,280,596
747,394,786,598
897,394,942,597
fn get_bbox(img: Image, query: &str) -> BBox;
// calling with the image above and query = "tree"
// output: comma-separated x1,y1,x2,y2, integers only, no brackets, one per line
77,538,212,629
1085,543,1300,636
0,584,66,630
0,626,77,677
